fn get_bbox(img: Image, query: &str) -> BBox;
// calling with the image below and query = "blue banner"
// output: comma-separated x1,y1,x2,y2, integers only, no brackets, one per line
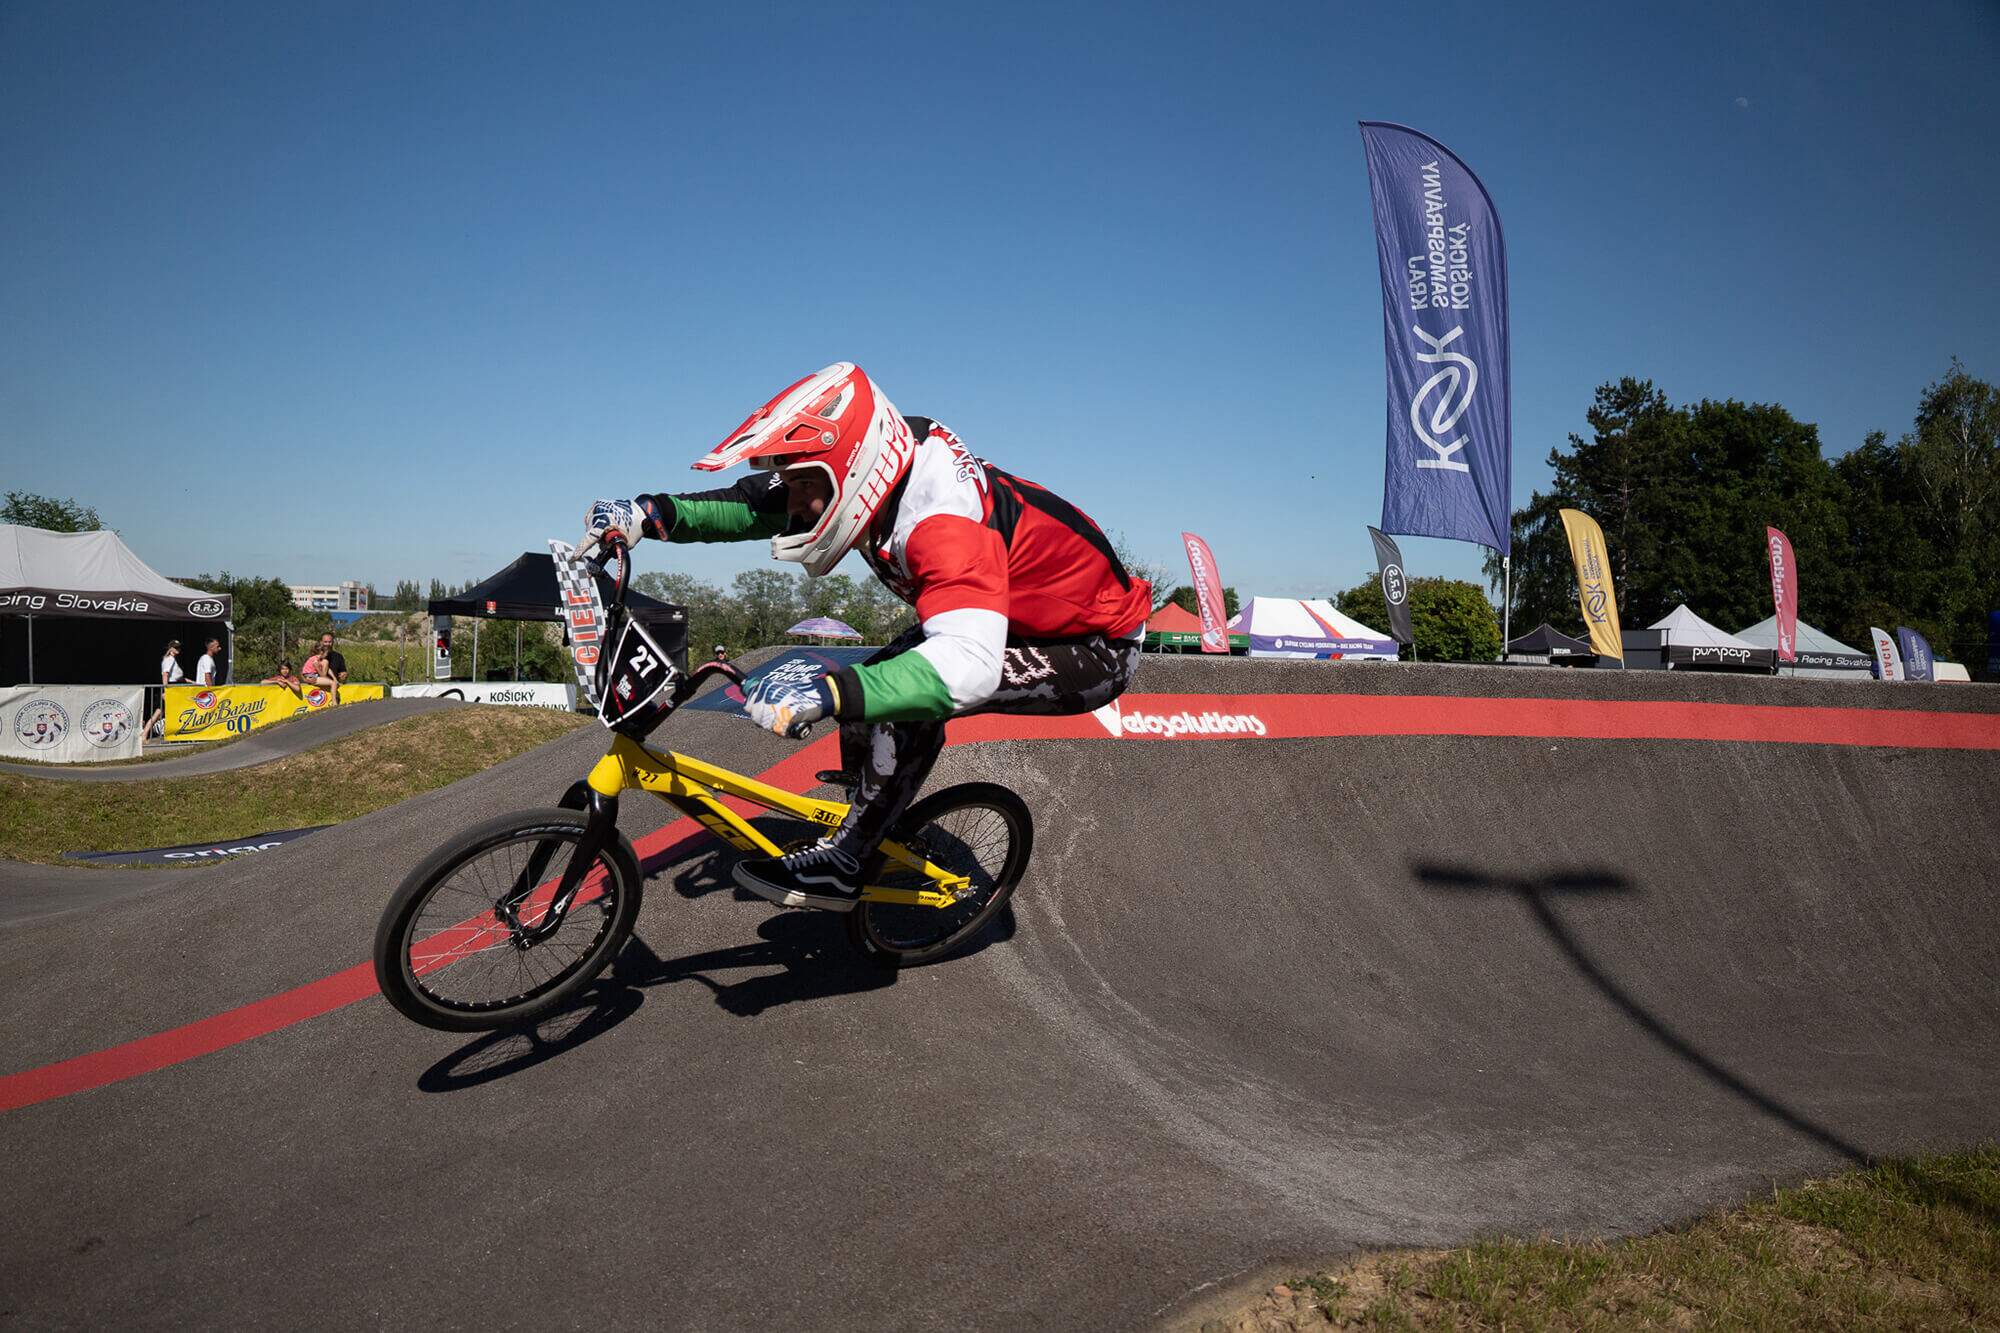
1360,122,1511,555
1895,627,1935,683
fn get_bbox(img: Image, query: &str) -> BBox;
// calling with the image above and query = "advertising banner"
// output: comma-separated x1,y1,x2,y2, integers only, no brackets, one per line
1895,627,1934,682
1360,121,1511,555
163,683,385,741
1558,508,1623,662
1868,627,1905,681
1765,526,1798,662
1179,531,1231,654
63,825,328,866
0,586,230,623
392,682,577,710
1367,526,1414,644
0,685,145,763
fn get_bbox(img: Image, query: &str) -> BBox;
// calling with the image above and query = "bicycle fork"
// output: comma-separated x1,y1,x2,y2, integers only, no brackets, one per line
498,786,620,947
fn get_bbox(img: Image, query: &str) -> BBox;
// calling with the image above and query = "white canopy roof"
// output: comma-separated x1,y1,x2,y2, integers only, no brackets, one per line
0,524,227,622
1648,604,1760,651
1733,615,1869,659
1,526,201,598
1227,597,1398,659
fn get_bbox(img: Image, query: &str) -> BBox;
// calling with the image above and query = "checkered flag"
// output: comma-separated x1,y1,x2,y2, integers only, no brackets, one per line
549,540,607,710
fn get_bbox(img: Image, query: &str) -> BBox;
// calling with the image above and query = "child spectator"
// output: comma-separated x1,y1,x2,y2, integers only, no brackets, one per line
262,660,304,697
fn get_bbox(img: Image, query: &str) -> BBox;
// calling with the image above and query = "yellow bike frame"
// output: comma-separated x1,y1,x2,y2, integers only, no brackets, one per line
583,732,969,908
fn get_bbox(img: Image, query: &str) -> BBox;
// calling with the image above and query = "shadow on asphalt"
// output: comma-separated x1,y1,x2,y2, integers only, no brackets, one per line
1413,860,1874,1168
417,985,648,1092
1423,861,2000,1229
418,902,1018,1094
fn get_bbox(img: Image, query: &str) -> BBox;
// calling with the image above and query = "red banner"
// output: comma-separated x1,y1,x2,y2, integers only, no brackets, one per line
1180,532,1230,654
1765,526,1798,662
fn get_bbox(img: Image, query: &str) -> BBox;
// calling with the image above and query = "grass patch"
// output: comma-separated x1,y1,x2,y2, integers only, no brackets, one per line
0,706,592,865
1205,1145,2000,1331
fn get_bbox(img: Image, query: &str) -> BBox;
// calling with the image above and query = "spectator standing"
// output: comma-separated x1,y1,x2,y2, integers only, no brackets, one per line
713,644,729,663
146,638,185,739
195,637,223,686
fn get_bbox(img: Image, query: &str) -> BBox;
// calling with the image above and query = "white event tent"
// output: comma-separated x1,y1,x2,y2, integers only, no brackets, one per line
1648,605,1774,673
1,525,233,685
1734,615,1873,681
1227,597,1398,660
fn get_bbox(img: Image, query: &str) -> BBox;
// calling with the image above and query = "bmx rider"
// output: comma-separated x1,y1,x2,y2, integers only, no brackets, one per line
584,362,1151,911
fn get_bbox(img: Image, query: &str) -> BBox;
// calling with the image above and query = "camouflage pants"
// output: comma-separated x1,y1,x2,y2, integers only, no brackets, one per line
827,627,1141,856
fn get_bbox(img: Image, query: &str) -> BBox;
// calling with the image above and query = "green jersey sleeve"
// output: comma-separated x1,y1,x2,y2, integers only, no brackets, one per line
644,474,788,544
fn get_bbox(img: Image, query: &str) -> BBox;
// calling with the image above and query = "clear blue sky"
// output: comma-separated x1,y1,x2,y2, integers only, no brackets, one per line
4,1,1995,602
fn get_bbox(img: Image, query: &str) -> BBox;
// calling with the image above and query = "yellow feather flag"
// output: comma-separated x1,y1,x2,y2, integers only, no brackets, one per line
1558,508,1624,661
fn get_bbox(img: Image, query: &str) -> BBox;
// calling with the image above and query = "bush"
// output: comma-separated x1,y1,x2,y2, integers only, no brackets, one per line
1336,576,1502,662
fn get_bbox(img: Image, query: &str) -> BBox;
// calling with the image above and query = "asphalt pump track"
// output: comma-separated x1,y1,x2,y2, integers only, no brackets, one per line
1,660,1995,1329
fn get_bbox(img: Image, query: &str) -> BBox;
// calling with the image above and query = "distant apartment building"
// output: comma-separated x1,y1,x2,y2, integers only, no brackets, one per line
290,580,370,612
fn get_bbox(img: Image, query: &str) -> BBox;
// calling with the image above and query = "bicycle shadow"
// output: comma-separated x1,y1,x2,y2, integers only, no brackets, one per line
610,911,894,1015
418,812,1019,1092
416,906,984,1093
1416,859,2000,1230
416,983,647,1092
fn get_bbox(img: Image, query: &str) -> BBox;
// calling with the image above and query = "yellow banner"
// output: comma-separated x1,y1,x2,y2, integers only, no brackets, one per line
163,683,386,741
1558,508,1624,661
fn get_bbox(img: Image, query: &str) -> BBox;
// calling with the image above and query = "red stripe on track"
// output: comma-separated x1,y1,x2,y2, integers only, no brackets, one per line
959,693,2000,750
5,697,1994,1112
0,735,838,1115
0,963,381,1113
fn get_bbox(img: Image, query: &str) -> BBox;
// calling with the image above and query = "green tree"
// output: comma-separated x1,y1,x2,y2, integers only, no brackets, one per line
391,579,422,612
1485,379,1846,640
1163,584,1241,619
1484,363,1997,672
1110,532,1174,610
468,619,566,682
3,491,102,532
730,568,804,649
176,572,303,679
845,577,914,643
633,570,732,656
1336,576,1500,662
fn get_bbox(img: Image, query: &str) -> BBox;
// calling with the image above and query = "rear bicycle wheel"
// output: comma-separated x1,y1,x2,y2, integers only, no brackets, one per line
846,782,1031,968
372,808,643,1032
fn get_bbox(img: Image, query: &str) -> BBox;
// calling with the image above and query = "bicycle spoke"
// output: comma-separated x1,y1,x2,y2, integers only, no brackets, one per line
401,830,620,1013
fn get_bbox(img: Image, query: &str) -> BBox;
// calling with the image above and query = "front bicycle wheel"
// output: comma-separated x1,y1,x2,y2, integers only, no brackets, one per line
846,782,1031,968
373,808,643,1032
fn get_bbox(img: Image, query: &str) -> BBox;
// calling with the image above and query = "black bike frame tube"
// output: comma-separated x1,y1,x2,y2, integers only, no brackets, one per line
539,790,621,928
499,779,598,916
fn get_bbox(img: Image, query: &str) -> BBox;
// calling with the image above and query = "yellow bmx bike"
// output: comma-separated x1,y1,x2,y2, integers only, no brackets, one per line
371,539,1030,1033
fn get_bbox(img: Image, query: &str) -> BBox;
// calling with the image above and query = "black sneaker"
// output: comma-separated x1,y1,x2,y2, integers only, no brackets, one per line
814,768,859,789
735,841,863,912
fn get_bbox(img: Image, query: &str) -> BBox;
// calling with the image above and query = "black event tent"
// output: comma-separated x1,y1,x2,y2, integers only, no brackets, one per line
1505,622,1596,664
428,552,688,666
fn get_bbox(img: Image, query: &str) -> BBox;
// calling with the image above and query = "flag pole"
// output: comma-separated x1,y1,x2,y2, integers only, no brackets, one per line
1502,554,1511,658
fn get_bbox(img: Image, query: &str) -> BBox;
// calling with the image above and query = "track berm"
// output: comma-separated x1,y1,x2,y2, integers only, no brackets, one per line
2,658,1995,1329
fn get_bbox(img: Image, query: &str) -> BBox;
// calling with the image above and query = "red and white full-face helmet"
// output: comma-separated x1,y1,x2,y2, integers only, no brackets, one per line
691,363,916,577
